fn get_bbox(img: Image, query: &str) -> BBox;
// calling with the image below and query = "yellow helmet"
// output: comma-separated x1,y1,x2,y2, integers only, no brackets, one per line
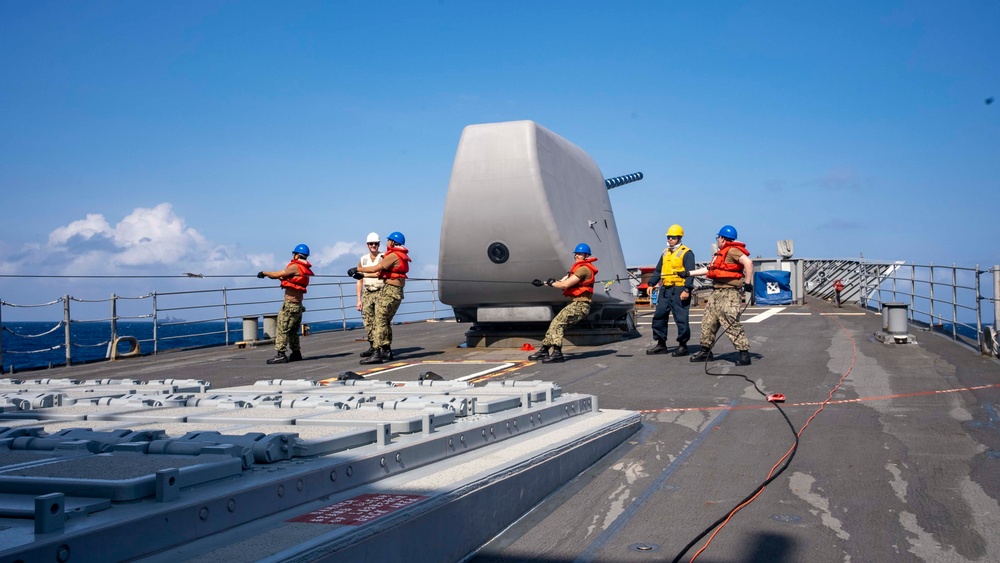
666,224,684,237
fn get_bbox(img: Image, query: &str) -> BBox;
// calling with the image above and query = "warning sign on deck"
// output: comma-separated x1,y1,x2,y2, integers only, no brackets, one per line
288,493,427,526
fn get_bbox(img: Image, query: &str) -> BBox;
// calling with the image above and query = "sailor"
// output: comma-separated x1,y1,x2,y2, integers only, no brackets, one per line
679,225,754,366
834,279,844,308
348,231,410,365
257,244,314,364
529,243,599,363
353,232,384,358
645,224,695,357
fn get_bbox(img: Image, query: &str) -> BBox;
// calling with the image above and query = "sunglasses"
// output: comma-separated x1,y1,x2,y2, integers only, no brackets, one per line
367,242,380,246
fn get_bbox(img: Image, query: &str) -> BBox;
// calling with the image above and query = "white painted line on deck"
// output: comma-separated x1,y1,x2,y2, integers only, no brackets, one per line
456,363,516,382
745,306,785,323
820,312,867,316
366,364,413,375
359,361,515,382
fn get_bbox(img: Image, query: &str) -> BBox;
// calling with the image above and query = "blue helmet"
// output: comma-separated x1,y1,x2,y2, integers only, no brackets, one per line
293,244,310,257
387,231,405,245
717,225,737,240
573,243,592,255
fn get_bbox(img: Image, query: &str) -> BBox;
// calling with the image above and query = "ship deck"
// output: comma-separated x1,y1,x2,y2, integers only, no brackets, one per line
3,298,1000,562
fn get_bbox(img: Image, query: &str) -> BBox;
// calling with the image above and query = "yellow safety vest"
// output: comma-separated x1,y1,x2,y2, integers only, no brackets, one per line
659,245,691,287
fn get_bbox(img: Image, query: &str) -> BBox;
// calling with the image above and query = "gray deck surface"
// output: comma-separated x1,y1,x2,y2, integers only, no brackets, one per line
8,298,1000,563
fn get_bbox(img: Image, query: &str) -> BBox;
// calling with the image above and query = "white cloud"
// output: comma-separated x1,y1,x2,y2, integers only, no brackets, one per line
30,204,215,275
111,204,208,266
0,205,381,317
1,203,366,281
48,214,113,247
246,253,276,270
310,241,361,268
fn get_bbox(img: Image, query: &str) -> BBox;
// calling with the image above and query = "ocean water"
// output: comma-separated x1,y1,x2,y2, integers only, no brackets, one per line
923,321,982,341
1,320,362,373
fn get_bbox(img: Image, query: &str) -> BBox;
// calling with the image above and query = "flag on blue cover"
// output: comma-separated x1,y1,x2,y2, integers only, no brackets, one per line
754,271,792,305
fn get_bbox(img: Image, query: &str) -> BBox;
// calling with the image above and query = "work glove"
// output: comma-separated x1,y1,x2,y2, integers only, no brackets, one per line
545,278,556,287
531,279,543,287
677,270,689,279
256,271,266,279
743,282,753,293
347,267,363,280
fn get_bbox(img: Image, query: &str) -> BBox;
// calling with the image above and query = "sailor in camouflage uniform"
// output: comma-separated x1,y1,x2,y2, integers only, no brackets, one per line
354,232,384,358
349,231,410,365
528,243,599,364
679,225,754,366
257,244,314,365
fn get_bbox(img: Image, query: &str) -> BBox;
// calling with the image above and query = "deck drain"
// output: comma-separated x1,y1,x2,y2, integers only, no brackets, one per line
628,542,661,552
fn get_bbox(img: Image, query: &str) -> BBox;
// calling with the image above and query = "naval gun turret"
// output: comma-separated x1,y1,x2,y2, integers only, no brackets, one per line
604,172,644,189
438,120,640,346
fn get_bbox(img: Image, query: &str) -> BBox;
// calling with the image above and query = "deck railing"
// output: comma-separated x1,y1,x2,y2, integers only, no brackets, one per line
4,262,998,371
1,278,445,371
802,260,999,355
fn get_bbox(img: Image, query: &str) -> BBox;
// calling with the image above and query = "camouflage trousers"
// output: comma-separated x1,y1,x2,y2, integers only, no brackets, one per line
361,287,381,343
543,300,591,347
371,284,403,348
700,288,750,351
275,300,305,353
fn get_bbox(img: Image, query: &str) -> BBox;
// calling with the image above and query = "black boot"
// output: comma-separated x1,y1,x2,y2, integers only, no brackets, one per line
671,344,689,357
528,345,550,361
690,348,713,362
360,343,376,358
359,349,383,365
381,346,394,361
646,340,667,355
542,346,564,363
736,350,752,366
267,351,288,364
288,350,303,362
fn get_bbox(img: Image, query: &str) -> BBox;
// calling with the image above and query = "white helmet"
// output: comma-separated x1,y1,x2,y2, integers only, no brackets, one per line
366,232,380,244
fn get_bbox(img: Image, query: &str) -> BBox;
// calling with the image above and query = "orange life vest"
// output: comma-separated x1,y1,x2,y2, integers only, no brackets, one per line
834,280,844,292
280,259,313,292
378,246,410,279
706,241,748,282
564,257,599,298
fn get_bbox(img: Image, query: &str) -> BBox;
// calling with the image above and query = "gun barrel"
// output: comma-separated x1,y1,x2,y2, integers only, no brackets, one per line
605,172,644,190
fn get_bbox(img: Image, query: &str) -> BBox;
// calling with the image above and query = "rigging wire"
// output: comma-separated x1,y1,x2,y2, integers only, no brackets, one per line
0,272,644,285
2,322,64,338
0,273,643,294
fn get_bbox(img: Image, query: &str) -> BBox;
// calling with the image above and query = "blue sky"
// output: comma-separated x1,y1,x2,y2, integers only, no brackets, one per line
1,1,997,312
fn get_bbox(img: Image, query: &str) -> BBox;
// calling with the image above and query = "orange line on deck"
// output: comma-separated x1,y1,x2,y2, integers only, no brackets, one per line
639,382,1000,413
